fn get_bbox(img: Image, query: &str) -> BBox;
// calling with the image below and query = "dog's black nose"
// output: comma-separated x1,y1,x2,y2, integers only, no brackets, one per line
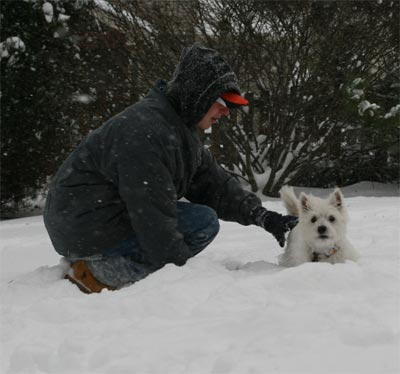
318,225,327,234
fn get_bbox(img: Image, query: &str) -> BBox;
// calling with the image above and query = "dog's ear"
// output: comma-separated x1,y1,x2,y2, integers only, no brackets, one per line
329,188,344,210
300,193,311,212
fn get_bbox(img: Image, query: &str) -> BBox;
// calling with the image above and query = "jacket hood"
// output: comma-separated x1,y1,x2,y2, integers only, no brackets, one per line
166,43,242,127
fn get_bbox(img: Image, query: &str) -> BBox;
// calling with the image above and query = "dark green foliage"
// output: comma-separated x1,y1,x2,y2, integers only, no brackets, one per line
1,0,132,217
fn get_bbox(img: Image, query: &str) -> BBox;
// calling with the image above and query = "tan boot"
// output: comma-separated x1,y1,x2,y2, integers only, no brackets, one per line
65,260,115,294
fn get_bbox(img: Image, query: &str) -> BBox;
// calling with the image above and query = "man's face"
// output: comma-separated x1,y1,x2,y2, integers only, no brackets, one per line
198,101,230,130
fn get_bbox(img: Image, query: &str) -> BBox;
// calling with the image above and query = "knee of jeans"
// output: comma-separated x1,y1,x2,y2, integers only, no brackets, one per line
200,206,220,238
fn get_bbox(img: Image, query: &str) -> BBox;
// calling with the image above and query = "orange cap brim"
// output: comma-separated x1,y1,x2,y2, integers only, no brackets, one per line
221,92,249,106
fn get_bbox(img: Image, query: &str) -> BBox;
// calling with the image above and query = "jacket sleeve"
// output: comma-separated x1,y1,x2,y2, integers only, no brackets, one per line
102,129,193,270
185,147,261,225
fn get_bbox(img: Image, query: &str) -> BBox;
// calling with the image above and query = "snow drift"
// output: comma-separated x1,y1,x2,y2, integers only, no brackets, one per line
1,183,399,374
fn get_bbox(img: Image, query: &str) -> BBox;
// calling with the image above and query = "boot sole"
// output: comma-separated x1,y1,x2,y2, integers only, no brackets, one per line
65,273,93,294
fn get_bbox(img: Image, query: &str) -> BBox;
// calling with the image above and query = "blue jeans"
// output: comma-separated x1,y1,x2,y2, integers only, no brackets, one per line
75,202,220,288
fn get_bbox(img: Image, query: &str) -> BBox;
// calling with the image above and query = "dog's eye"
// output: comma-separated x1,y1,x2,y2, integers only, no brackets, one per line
329,215,336,222
311,216,317,223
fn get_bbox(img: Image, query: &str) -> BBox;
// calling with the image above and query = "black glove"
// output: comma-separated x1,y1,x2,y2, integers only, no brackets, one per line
251,206,298,247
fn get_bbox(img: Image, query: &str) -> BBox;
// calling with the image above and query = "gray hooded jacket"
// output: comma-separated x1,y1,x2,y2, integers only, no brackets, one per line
44,44,261,269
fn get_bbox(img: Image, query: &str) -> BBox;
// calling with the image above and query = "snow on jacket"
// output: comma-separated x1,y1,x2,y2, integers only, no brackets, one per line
44,44,261,269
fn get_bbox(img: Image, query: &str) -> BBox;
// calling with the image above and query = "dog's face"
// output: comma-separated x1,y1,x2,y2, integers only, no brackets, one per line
297,188,348,251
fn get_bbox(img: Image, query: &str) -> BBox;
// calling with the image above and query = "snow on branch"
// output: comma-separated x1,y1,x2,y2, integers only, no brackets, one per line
42,2,54,23
0,37,26,66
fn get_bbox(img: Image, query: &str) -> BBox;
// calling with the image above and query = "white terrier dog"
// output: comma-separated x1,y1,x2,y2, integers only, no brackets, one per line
279,186,359,266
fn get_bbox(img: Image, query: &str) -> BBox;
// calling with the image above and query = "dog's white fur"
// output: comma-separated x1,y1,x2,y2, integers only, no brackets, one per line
279,186,359,266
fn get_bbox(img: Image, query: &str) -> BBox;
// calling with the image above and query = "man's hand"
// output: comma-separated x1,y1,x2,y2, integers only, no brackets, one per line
251,206,298,247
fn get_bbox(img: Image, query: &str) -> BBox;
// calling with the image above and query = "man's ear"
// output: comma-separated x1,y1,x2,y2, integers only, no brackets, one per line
300,193,311,212
329,188,344,210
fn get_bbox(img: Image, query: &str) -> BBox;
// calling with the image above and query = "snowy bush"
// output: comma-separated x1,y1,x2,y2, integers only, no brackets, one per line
1,0,132,217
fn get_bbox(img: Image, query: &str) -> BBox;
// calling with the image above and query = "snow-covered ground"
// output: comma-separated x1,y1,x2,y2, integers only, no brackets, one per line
1,183,399,374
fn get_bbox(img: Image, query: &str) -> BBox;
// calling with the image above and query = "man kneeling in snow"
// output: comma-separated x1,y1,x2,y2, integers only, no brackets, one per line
44,43,297,294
